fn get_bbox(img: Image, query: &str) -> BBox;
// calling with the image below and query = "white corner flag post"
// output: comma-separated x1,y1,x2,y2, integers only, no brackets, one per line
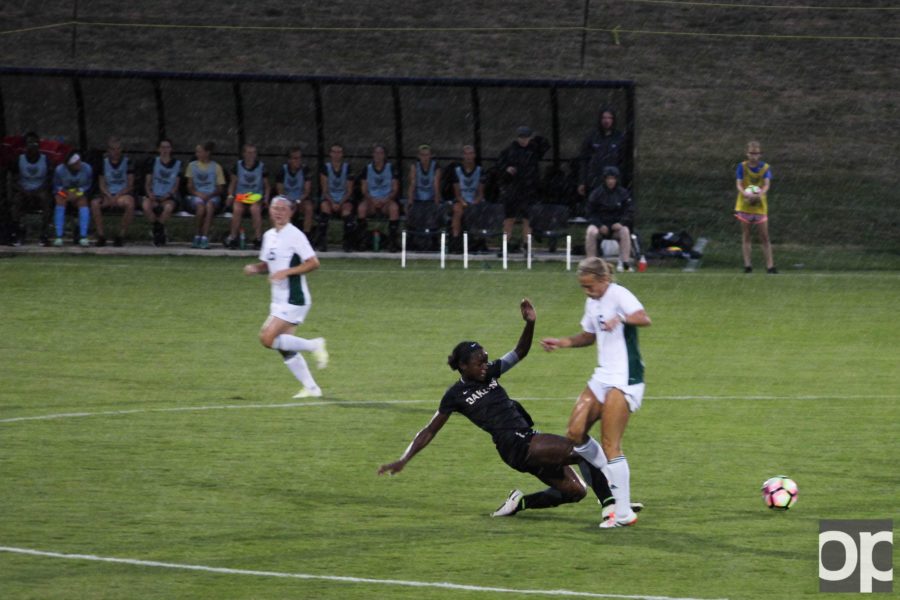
527,233,532,270
440,232,446,269
401,230,407,268
463,232,469,269
566,235,572,271
502,233,508,270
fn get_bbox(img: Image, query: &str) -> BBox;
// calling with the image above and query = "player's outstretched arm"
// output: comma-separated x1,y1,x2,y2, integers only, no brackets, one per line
378,411,449,476
243,262,268,276
540,331,596,352
514,298,536,360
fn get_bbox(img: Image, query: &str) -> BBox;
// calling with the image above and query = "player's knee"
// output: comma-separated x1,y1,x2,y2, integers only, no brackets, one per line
259,331,276,348
566,425,587,445
561,481,587,503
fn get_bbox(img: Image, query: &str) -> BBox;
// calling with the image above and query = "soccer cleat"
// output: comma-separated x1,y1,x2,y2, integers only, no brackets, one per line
616,261,624,273
599,512,638,529
292,387,323,399
96,235,106,247
490,489,523,517
767,267,778,274
78,237,90,247
113,236,123,247
200,236,209,249
601,502,644,521
53,237,64,247
313,340,329,369
744,266,753,273
191,235,201,248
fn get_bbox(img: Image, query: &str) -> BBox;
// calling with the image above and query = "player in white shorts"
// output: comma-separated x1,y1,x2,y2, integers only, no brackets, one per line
243,195,329,398
540,257,651,528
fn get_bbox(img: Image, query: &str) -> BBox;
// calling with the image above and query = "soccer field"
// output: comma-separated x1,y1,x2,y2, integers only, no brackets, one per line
1,255,897,599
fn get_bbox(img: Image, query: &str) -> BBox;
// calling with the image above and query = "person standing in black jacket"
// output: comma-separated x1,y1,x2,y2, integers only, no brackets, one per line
577,108,626,198
495,126,550,251
584,166,635,271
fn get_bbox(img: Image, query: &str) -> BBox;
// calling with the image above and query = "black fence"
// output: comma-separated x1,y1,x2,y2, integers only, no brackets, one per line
0,67,635,195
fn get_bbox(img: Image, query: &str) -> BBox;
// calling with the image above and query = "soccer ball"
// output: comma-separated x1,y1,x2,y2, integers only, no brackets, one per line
744,185,761,197
761,475,798,510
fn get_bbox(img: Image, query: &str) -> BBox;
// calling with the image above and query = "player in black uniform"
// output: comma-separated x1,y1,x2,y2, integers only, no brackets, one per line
378,299,628,518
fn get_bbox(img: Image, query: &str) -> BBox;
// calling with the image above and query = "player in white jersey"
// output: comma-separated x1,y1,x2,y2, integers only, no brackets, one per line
540,257,651,528
243,196,329,398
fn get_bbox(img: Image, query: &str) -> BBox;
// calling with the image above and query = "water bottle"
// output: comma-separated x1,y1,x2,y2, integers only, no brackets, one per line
239,228,246,250
638,255,648,272
373,230,381,252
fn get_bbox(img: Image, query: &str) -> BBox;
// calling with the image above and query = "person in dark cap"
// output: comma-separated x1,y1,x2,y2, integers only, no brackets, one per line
378,299,642,522
577,107,626,198
494,126,550,251
584,165,635,271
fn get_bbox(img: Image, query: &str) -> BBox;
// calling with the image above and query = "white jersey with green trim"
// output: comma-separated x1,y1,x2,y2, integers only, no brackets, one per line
259,223,315,307
580,283,645,386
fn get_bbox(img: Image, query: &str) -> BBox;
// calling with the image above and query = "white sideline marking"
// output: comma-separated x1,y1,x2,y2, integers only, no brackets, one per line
1,394,895,424
0,546,726,600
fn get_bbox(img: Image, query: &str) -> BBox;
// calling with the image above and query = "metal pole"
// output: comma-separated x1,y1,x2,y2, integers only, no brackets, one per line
463,232,468,269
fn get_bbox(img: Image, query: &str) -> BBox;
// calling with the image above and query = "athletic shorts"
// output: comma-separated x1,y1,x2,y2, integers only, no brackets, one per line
188,195,222,211
268,302,310,325
493,429,567,479
587,377,645,413
734,211,768,224
500,187,537,220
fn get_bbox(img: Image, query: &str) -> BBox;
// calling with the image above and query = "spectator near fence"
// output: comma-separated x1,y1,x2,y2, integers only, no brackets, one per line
185,141,225,249
225,143,270,250
276,147,313,242
142,138,181,247
51,150,93,247
358,143,401,252
6,131,52,245
448,144,484,252
584,166,635,272
317,142,355,252
495,126,550,252
90,136,136,247
577,107,625,198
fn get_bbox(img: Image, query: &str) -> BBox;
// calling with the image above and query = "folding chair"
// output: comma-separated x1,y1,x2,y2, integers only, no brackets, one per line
404,203,447,251
528,204,570,252
463,202,506,253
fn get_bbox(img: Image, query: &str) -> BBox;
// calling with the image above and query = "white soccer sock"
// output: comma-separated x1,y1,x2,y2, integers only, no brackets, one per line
574,437,608,470
607,455,634,520
284,354,319,390
273,334,321,353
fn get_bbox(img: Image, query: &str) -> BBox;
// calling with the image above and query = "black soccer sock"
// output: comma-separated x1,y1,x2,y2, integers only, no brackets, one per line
356,218,368,247
342,217,356,244
388,220,399,247
521,487,577,511
579,460,614,507
316,214,330,244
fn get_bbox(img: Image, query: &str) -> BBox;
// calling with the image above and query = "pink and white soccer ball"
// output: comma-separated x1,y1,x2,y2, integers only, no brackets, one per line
761,475,799,510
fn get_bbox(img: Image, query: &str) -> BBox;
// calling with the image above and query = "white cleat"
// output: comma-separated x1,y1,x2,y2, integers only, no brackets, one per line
313,339,329,370
599,511,638,529
292,387,323,399
601,502,644,521
490,489,523,517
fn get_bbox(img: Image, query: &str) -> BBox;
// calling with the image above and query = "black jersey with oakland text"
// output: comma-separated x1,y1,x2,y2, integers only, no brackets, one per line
438,359,534,441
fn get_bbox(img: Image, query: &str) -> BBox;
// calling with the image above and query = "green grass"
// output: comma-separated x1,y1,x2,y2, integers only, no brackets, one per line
1,255,898,599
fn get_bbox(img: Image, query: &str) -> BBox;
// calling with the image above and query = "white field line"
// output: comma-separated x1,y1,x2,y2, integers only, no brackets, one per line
0,546,726,600
1,394,896,424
